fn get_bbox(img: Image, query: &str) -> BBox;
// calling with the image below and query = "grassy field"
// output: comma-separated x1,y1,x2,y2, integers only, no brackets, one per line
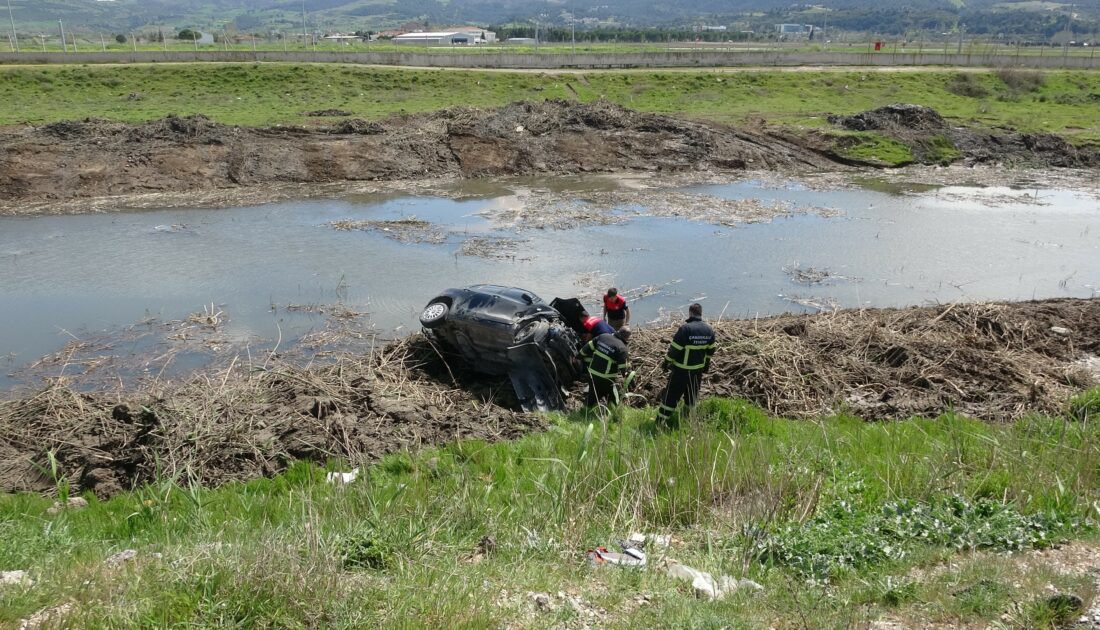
2,396,1099,627
1,63,1100,142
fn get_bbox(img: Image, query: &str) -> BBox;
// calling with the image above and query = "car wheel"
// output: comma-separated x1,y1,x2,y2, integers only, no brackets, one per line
419,300,450,328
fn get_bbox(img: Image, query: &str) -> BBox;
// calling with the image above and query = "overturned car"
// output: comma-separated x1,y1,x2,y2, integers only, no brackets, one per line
419,285,588,412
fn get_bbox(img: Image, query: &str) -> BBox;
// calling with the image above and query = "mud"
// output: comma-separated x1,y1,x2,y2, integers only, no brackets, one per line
1,298,1096,498
0,100,834,210
3,100,1095,214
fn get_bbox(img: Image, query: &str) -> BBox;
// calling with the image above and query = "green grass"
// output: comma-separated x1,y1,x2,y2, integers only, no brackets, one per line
832,131,916,166
1,64,1099,141
1,398,1098,627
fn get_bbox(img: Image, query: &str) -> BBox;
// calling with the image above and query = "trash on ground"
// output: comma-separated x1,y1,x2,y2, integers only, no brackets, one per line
326,468,360,484
587,546,646,568
628,532,672,549
659,558,763,600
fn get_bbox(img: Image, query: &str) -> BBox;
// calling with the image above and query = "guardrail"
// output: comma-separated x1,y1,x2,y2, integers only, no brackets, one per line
1,50,1098,69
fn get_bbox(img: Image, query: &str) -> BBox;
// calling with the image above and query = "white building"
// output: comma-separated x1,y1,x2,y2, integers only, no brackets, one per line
393,29,496,46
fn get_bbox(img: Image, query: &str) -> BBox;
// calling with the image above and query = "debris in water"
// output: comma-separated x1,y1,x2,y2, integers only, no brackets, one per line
330,217,447,244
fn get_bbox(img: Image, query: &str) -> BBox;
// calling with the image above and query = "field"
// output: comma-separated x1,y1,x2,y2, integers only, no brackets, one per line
1,64,1100,142
2,400,1099,627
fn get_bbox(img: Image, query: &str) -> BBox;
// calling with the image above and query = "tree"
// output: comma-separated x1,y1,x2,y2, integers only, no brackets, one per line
115,34,127,44
177,29,199,41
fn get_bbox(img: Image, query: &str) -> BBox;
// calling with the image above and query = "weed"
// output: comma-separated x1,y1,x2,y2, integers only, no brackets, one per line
996,67,1047,93
946,73,989,98
1069,387,1100,421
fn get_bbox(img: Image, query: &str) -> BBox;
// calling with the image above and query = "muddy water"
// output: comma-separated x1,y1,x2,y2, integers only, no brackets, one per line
2,175,1097,389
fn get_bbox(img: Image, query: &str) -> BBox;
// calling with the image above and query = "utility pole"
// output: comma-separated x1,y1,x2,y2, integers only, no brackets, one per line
58,20,65,52
131,31,136,52
301,0,308,42
572,0,580,54
5,0,17,52
100,33,105,51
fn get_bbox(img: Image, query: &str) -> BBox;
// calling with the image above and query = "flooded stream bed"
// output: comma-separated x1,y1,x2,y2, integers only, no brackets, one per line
2,172,1098,390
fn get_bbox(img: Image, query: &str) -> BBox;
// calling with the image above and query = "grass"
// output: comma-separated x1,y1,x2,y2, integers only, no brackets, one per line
1,397,1098,627
832,131,916,166
1,64,1099,140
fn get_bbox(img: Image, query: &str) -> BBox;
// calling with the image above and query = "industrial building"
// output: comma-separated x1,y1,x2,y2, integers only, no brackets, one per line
392,29,496,46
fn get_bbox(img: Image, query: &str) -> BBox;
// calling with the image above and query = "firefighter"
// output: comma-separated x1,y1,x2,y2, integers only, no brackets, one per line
579,326,632,408
602,288,631,331
656,303,716,427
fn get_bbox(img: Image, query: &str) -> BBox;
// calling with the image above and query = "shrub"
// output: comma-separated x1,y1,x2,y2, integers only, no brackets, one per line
946,73,989,98
995,68,1046,92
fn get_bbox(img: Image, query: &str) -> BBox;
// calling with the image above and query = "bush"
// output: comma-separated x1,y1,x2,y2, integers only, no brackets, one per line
995,68,1046,93
115,34,127,44
946,73,989,98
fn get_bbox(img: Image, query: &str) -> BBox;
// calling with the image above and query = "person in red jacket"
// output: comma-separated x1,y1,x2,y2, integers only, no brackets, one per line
602,288,630,331
579,310,615,340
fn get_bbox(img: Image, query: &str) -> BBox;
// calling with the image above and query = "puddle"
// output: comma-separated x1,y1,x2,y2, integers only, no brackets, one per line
2,174,1098,390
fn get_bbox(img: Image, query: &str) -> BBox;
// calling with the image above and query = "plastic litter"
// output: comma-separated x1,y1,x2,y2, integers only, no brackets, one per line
628,532,671,549
326,468,360,484
659,558,762,600
587,546,646,568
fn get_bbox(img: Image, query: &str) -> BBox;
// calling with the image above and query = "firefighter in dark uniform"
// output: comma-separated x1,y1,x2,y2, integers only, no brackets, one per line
579,326,632,408
656,303,716,427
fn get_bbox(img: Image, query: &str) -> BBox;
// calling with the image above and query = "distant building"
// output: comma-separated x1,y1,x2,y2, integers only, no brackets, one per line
393,28,496,46
505,37,537,45
323,33,361,43
776,23,812,35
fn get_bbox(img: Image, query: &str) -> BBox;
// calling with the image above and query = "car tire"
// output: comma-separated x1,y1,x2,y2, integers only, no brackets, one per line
419,300,450,328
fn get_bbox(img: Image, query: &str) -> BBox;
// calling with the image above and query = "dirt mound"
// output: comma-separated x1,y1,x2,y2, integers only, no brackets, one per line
1,298,1095,498
829,104,948,133
825,104,1099,168
0,100,836,208
330,118,385,135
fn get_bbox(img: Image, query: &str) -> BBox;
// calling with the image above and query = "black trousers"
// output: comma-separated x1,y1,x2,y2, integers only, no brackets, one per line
586,374,617,407
657,367,703,423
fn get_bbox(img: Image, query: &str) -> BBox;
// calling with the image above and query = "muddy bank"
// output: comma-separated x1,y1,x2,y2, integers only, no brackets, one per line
0,100,833,210
1,298,1096,498
2,100,1096,213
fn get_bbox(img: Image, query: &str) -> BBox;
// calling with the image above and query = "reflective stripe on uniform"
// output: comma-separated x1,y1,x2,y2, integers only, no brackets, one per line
588,349,619,378
666,342,716,370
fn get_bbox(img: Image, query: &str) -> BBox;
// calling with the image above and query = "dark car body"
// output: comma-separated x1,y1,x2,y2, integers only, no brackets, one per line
419,285,587,411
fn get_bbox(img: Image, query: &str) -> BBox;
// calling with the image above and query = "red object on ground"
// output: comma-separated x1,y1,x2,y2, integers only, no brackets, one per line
874,41,882,51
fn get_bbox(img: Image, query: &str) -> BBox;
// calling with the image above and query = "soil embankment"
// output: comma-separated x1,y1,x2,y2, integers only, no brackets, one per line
0,100,831,209
1,298,1095,498
1,100,1095,212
